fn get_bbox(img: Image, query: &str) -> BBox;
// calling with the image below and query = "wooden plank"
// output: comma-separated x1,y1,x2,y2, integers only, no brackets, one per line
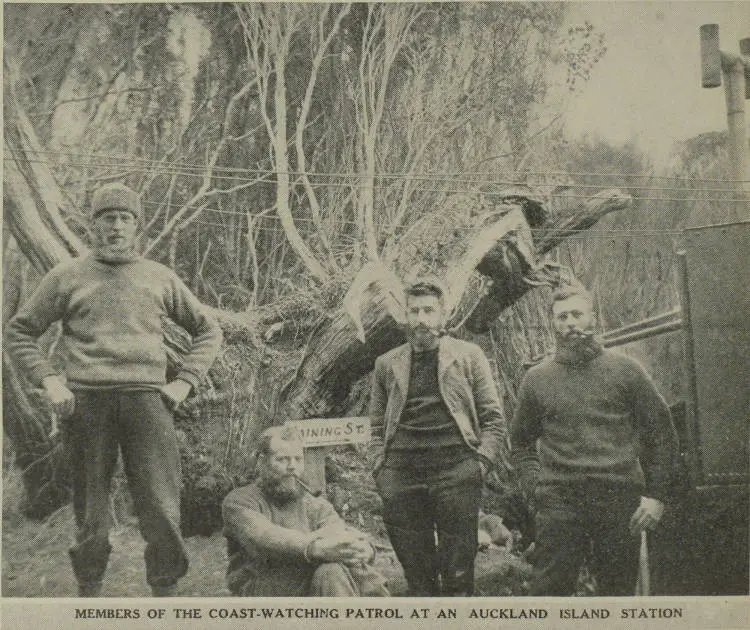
285,416,371,447
684,222,750,485
302,446,327,496
677,250,703,489
601,308,681,342
700,24,722,88
284,417,372,494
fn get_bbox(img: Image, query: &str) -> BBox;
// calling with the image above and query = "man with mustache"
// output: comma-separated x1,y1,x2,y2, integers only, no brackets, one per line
5,183,222,596
222,426,388,596
511,286,678,596
369,277,509,596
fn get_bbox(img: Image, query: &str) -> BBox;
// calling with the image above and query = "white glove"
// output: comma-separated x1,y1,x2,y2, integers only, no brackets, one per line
629,496,665,534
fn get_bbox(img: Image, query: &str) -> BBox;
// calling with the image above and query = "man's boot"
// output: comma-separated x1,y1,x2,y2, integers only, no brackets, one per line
78,581,103,597
151,583,178,597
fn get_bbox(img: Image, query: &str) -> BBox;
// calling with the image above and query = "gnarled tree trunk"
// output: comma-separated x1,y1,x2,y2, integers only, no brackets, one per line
4,76,630,528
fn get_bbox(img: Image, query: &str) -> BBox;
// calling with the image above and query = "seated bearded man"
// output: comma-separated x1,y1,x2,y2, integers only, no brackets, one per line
222,426,389,596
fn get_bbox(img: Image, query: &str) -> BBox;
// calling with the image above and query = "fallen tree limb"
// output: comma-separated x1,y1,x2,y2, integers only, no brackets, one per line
4,71,631,527
278,191,631,420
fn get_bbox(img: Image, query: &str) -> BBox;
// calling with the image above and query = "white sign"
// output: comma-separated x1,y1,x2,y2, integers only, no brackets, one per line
286,416,371,447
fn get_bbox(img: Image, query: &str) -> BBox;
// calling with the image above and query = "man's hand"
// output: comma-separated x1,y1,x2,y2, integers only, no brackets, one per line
629,496,665,534
159,379,192,410
308,531,374,566
42,376,75,419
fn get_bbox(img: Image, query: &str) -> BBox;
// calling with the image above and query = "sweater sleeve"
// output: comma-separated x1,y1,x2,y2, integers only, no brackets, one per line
165,273,222,389
5,265,69,386
308,495,347,533
627,359,679,502
470,346,511,472
511,372,543,496
222,490,317,561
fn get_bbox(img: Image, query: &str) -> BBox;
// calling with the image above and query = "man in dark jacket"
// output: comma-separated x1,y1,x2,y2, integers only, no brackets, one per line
222,426,388,596
369,277,509,596
5,183,223,597
511,286,679,596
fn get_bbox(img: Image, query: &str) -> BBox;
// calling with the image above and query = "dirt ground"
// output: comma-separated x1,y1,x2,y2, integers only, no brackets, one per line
2,505,532,597
2,506,229,597
4,442,747,597
2,447,531,597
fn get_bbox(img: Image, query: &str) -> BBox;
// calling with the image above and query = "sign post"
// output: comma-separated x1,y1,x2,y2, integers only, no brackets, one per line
284,416,371,494
699,25,750,223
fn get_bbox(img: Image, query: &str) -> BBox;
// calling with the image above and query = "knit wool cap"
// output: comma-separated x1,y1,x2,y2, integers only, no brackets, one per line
90,183,142,221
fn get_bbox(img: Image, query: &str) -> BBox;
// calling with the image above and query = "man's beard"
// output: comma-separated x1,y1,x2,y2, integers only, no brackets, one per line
556,327,594,346
91,235,140,263
554,326,601,364
260,474,305,503
407,325,441,351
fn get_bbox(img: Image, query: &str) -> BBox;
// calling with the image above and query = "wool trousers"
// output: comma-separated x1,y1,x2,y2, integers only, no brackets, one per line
376,451,482,596
62,389,188,588
529,482,641,596
234,562,388,597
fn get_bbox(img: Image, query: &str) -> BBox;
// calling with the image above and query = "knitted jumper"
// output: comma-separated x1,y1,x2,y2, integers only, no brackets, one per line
5,255,222,390
222,481,346,595
390,347,466,451
511,341,678,502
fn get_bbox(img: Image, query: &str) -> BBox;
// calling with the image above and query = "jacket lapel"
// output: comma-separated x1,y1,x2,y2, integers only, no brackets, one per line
392,343,411,397
438,336,458,381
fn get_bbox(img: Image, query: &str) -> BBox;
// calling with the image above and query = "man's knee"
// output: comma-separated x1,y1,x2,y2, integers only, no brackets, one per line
311,562,350,584
309,563,358,596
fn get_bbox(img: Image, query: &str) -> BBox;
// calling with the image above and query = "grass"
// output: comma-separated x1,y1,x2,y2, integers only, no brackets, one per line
2,505,231,597
2,448,531,598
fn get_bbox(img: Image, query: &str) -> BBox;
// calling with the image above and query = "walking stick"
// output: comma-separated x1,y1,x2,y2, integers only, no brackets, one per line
635,530,650,596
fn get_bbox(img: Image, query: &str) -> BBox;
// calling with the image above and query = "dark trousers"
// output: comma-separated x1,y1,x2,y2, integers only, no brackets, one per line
376,452,482,596
62,389,188,588
530,482,641,596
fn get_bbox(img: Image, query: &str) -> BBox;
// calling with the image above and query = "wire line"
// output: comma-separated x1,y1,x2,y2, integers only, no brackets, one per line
16,148,750,187
9,157,748,205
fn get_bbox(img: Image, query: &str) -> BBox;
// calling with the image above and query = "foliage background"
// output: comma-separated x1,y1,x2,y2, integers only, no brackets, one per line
3,2,737,534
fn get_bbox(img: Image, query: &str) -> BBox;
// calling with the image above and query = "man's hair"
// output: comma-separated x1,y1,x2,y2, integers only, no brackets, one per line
256,425,303,459
551,285,594,307
404,276,446,304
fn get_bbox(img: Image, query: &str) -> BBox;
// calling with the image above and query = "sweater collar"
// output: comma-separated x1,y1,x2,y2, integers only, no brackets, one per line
91,246,141,265
394,336,458,394
554,334,603,366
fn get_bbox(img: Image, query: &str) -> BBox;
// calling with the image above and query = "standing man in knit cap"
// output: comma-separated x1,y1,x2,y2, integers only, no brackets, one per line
511,286,679,596
369,277,509,596
6,182,222,597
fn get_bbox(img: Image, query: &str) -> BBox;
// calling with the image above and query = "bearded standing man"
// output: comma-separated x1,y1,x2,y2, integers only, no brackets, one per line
369,278,509,596
5,183,222,597
511,287,679,596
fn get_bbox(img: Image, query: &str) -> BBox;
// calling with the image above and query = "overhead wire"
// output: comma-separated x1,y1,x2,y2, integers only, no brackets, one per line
44,191,688,238
31,191,704,235
202,206,689,234
190,219,683,239
8,156,748,205
20,148,750,185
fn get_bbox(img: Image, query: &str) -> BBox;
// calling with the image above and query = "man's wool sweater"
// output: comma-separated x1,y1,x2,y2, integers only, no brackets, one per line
5,255,222,390
390,346,466,452
511,342,678,502
222,481,345,596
